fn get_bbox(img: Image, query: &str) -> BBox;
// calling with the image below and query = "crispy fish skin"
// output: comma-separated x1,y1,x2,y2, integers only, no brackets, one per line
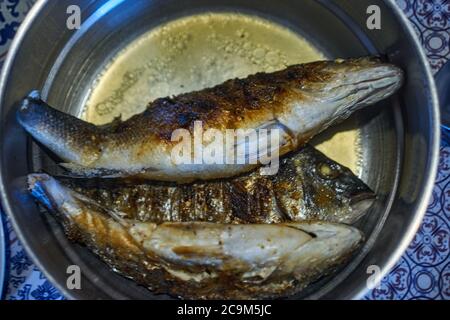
28,173,363,299
17,57,403,183
66,146,375,225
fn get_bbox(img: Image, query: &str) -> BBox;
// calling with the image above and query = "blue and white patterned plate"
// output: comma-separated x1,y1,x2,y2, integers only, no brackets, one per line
1,0,449,300
0,0,34,64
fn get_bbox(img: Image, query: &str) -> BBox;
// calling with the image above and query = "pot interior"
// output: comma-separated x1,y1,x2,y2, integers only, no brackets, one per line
0,0,437,300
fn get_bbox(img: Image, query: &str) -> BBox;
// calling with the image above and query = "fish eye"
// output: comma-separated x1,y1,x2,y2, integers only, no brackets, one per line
317,162,340,179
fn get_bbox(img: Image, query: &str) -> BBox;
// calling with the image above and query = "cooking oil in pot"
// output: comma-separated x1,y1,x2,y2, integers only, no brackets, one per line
82,13,362,175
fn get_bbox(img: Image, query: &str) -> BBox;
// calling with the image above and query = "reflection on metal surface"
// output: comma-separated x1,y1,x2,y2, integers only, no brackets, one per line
436,61,450,130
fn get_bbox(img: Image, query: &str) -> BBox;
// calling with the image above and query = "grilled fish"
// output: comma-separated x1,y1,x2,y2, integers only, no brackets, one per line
18,57,403,183
28,173,363,299
64,146,375,225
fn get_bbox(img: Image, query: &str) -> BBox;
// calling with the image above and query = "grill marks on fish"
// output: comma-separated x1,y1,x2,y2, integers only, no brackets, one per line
71,173,284,224
125,63,324,144
81,64,321,159
78,65,310,148
64,146,375,225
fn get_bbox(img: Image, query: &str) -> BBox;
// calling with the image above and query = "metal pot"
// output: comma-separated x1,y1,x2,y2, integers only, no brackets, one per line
0,0,440,299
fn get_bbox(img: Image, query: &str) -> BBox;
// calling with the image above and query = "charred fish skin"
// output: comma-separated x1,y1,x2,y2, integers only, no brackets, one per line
28,173,364,300
65,146,375,225
66,170,284,225
18,57,403,183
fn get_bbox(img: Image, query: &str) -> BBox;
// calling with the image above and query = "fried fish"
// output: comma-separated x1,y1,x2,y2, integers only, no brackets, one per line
17,57,403,183
28,173,363,299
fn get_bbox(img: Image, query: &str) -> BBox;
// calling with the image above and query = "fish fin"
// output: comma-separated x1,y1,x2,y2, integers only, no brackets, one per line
60,163,125,178
233,120,294,166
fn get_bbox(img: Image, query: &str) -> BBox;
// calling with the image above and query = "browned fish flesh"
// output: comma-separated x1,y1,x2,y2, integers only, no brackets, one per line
17,57,403,183
28,173,364,299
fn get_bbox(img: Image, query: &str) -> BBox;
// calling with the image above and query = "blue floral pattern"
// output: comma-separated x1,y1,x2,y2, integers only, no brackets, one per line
397,0,450,71
30,281,63,300
368,256,412,300
4,217,64,300
407,214,450,267
1,0,449,300
0,0,34,61
10,249,32,275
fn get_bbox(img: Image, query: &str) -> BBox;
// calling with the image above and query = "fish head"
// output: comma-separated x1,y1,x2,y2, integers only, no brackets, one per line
324,58,403,111
299,57,404,122
304,147,376,223
277,58,403,144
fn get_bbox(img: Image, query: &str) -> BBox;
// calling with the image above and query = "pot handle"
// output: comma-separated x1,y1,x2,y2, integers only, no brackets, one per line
436,60,450,131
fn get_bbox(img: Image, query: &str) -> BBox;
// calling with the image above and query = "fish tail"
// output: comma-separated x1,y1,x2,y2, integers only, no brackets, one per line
17,91,103,166
27,173,79,216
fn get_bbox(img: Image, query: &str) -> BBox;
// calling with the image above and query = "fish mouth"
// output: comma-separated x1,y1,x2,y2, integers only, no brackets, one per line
327,65,404,111
353,70,403,106
16,90,47,133
350,191,376,221
355,66,404,107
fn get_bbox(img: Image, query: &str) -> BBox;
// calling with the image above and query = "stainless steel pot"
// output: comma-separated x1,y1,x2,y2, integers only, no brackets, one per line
0,0,440,299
